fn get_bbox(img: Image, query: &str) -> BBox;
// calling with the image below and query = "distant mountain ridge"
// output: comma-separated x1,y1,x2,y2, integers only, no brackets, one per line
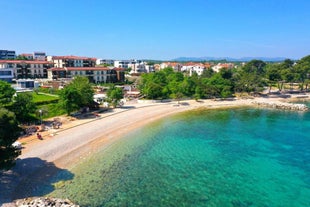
172,56,289,62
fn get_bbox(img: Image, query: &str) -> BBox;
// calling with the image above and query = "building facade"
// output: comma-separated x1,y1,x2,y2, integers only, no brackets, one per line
0,60,53,79
114,59,148,73
96,59,115,66
47,56,96,68
47,67,125,83
0,68,14,82
0,50,16,60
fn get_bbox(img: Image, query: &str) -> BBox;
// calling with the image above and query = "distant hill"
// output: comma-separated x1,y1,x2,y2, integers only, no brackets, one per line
172,56,289,62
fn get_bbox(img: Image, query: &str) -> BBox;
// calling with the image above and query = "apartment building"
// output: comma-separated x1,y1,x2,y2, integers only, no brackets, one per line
114,59,148,73
47,55,96,68
47,67,125,83
0,50,16,60
96,59,114,66
0,60,53,79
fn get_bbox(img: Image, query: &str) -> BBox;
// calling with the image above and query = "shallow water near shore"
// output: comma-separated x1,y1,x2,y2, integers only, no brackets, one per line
48,107,310,207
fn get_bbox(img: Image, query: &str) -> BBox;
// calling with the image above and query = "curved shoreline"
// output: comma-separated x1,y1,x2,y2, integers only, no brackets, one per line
1,95,309,206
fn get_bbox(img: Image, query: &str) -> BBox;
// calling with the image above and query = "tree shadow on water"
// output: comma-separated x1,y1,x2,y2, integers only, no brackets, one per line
0,157,74,205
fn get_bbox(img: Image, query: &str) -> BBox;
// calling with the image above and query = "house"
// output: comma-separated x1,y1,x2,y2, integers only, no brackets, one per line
212,63,234,72
160,62,182,72
181,62,206,76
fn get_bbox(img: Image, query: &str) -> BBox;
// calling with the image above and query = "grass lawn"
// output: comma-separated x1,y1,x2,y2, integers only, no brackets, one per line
29,92,66,119
39,103,67,118
32,92,59,103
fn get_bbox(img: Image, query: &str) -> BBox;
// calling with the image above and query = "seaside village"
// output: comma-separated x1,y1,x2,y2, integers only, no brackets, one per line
0,49,240,140
0,49,308,141
0,49,237,102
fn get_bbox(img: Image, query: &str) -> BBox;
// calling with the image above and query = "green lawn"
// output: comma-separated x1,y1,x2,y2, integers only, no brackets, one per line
32,92,59,103
30,92,65,119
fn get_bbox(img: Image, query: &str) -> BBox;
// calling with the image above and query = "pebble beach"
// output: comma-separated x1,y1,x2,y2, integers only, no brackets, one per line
1,94,309,207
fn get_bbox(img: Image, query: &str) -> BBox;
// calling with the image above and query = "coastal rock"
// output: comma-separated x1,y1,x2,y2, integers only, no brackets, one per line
252,101,308,111
14,197,79,207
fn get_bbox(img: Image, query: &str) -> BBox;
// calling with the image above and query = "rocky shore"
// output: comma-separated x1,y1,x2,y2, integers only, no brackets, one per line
252,100,309,111
7,197,79,207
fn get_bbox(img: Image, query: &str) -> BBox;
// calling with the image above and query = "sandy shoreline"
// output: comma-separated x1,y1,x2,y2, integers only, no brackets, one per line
1,95,309,206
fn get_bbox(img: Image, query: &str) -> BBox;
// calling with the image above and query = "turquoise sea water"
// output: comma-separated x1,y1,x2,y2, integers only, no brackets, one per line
48,107,310,207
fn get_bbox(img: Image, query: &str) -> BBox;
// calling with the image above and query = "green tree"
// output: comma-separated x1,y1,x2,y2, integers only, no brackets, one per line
233,69,265,94
0,80,15,107
0,108,21,170
294,56,310,91
59,76,95,115
202,73,233,98
243,59,266,75
265,64,283,92
139,70,169,99
201,68,214,78
11,92,37,123
59,86,81,115
107,85,124,108
70,76,94,106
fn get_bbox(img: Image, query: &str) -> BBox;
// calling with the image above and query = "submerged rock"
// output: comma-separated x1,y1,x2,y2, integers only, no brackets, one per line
14,197,79,207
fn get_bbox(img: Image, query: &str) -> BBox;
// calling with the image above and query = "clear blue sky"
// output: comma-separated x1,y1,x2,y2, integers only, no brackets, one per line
1,0,310,60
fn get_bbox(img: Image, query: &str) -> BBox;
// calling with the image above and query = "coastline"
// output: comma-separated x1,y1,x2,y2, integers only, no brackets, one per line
1,94,309,206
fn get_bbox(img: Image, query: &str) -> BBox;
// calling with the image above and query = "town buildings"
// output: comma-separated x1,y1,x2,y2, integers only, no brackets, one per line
0,48,237,84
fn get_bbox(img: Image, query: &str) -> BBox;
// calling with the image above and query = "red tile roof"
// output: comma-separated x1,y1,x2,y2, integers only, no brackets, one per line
48,67,125,71
19,53,33,56
0,60,53,64
52,56,96,61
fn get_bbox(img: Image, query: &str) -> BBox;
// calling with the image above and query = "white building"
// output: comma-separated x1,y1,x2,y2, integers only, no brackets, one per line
96,59,114,66
114,59,148,74
181,62,206,76
211,63,234,72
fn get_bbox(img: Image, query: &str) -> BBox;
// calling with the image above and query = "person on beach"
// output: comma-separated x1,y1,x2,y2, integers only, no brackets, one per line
37,133,43,140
